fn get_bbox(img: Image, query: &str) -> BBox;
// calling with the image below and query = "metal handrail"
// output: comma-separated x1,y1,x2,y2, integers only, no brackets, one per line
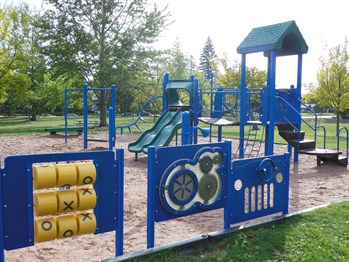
316,125,326,149
338,127,348,165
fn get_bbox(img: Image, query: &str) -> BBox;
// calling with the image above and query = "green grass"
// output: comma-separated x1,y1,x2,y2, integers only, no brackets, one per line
0,114,156,136
1,115,349,149
144,201,349,261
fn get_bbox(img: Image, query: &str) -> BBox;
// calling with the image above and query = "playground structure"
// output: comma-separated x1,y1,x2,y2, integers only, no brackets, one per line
64,84,116,150
128,74,201,160
1,20,348,261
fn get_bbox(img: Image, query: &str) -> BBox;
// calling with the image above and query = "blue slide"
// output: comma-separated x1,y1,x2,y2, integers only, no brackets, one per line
128,110,182,157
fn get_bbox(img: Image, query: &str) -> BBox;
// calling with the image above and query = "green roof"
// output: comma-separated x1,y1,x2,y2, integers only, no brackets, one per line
237,20,308,56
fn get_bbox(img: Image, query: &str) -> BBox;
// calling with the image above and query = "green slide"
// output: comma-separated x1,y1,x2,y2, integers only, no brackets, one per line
142,111,182,154
128,110,182,155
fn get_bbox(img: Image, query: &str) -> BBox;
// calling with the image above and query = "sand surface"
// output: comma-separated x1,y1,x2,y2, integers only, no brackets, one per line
1,133,349,261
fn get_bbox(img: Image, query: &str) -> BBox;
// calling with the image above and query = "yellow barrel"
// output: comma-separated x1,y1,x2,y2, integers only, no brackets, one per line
55,163,77,188
76,213,97,235
56,190,78,213
34,217,57,243
56,215,78,239
33,165,57,190
34,192,58,216
75,162,97,186
76,188,97,211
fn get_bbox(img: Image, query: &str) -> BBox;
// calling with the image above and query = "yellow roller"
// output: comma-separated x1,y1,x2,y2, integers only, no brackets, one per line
76,213,97,235
33,165,56,190
34,192,58,216
75,162,97,186
34,217,57,243
56,215,78,239
76,188,97,211
56,190,78,213
55,163,77,188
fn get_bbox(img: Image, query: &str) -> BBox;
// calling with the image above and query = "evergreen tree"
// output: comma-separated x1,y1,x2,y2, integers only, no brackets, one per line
199,36,218,79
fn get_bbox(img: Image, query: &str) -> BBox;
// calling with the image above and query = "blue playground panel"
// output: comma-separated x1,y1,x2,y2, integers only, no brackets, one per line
147,141,232,248
230,153,290,224
0,149,124,260
147,141,290,248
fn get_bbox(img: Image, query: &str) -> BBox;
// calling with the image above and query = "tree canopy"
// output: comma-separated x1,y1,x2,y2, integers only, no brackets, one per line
304,40,349,134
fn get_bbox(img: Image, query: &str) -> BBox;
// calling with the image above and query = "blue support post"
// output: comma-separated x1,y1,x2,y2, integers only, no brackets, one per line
294,54,303,162
116,148,124,256
162,73,169,113
64,89,68,144
83,83,88,149
109,107,114,150
224,140,232,229
265,51,276,156
239,54,247,159
193,78,199,144
181,111,190,145
0,164,4,262
283,152,290,215
112,84,116,148
147,146,156,248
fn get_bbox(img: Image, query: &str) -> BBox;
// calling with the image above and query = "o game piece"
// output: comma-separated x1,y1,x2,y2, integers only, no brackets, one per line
75,162,97,186
34,192,58,216
34,217,57,243
55,163,77,188
56,215,78,239
33,165,57,190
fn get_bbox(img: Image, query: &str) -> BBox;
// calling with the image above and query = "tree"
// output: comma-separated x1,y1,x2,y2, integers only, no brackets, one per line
39,0,171,126
199,36,218,78
0,3,32,110
307,40,349,135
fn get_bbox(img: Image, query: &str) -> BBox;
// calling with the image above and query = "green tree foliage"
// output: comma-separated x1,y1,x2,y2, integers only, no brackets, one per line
307,40,349,134
39,0,170,126
0,3,32,114
167,38,190,79
199,36,218,78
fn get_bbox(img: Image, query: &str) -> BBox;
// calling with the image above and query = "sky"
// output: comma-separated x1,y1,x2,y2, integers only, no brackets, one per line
7,0,349,88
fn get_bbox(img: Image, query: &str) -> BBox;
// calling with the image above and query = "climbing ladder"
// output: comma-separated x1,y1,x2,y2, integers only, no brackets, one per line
243,123,264,158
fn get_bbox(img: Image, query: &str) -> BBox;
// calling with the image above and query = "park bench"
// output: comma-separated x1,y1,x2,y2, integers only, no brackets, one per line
45,126,84,135
75,120,99,127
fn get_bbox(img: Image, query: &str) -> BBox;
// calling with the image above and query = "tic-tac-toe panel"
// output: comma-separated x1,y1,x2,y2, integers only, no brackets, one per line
230,153,290,225
150,141,231,222
0,150,122,251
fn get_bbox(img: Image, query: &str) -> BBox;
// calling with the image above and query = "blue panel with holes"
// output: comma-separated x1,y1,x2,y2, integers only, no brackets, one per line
230,153,290,224
150,141,231,223
0,150,121,251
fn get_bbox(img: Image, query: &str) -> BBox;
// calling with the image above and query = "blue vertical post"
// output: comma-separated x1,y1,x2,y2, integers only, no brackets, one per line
109,107,114,150
112,84,116,148
283,152,290,215
83,83,88,149
294,54,303,162
116,148,124,256
181,111,190,145
265,51,276,156
224,140,232,229
239,54,247,159
162,73,169,113
147,146,156,248
193,78,199,144
64,89,69,144
0,164,4,262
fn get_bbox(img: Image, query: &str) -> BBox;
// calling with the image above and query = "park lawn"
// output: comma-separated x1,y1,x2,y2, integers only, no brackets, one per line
0,114,156,136
146,201,349,262
1,115,349,149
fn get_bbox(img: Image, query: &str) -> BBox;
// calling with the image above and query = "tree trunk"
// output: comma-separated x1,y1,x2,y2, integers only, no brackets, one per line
30,112,37,121
336,110,340,137
99,91,108,127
